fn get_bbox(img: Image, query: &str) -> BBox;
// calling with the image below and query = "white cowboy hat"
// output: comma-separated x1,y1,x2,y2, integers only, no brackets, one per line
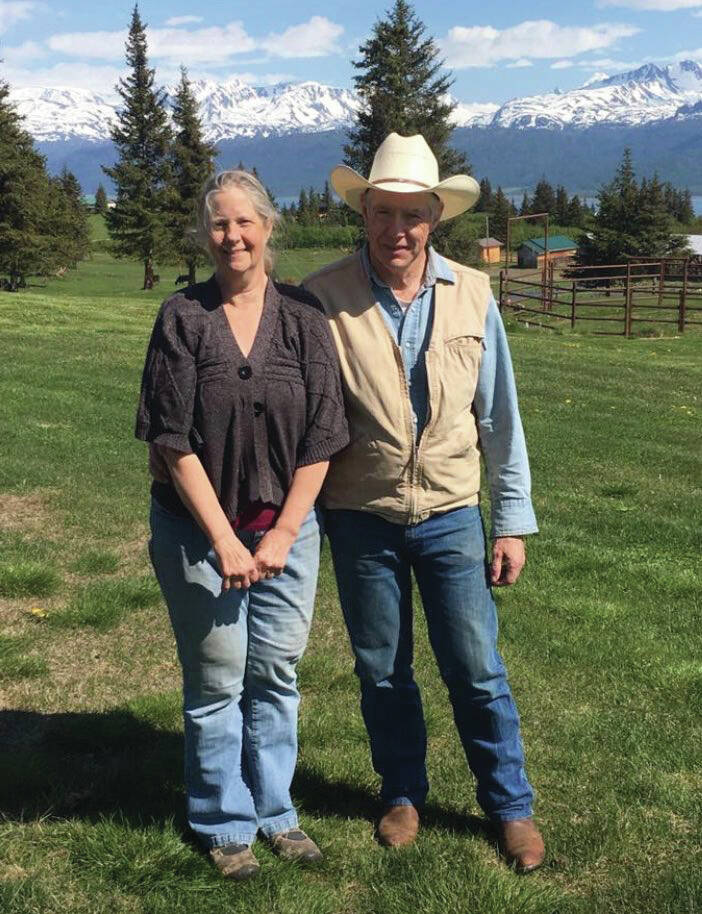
330,132,480,222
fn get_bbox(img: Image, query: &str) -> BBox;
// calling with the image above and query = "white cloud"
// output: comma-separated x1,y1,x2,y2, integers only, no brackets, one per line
164,15,203,26
0,0,42,34
44,16,344,65
1,38,46,62
506,58,533,68
260,16,343,58
2,60,125,97
551,60,575,69
441,20,641,68
597,0,702,9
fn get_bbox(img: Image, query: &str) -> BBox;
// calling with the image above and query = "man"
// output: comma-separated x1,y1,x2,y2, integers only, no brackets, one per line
302,133,545,873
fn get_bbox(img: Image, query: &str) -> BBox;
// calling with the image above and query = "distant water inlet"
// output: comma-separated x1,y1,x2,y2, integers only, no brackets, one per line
499,256,702,337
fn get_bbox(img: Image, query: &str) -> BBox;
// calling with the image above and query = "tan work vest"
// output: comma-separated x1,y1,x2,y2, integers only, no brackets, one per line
303,251,490,524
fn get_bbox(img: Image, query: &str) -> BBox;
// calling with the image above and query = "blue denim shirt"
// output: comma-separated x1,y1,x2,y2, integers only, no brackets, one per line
360,245,538,537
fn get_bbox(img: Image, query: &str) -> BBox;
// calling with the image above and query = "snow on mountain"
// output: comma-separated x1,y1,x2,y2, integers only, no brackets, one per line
490,61,702,129
450,101,500,127
10,60,702,143
10,86,119,142
9,78,358,143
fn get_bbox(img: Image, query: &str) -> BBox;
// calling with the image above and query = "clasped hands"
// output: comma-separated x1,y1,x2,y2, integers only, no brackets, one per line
214,526,295,592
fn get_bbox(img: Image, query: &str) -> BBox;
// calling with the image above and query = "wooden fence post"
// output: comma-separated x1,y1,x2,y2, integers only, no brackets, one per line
658,259,664,308
499,269,504,314
571,281,577,330
625,262,632,337
679,258,688,333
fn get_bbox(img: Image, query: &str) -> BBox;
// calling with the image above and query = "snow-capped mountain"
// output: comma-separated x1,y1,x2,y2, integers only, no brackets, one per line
10,79,358,143
10,60,702,143
488,61,702,129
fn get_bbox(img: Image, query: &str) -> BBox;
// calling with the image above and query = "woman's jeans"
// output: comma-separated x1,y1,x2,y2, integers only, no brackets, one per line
149,498,320,848
324,505,534,822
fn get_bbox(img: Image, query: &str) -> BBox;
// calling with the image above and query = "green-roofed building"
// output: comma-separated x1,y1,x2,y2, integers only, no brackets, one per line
517,234,579,269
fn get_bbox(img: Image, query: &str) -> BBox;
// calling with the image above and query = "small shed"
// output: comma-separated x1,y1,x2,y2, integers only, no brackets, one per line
517,235,579,269
475,237,504,264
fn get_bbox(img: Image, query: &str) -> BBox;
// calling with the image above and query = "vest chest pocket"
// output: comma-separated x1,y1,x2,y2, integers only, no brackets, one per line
429,336,483,427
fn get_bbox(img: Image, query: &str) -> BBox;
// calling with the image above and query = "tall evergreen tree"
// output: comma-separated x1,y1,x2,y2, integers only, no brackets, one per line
0,81,65,288
345,0,469,180
103,5,172,289
555,185,569,225
566,194,584,228
519,192,530,216
94,183,108,215
531,178,556,219
491,186,512,244
168,66,216,284
578,149,679,266
53,168,90,267
474,178,492,214
344,1,474,257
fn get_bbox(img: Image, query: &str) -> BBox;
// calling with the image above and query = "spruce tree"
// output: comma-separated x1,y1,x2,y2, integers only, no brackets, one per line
345,0,469,180
531,178,556,219
52,168,90,268
474,178,492,214
0,81,61,288
519,192,530,216
578,149,678,267
168,66,216,284
491,187,512,244
94,183,108,215
555,185,569,225
566,194,584,228
103,5,172,289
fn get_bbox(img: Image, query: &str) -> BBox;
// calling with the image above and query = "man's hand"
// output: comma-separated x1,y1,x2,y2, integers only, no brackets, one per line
149,443,170,483
254,527,296,580
491,536,526,587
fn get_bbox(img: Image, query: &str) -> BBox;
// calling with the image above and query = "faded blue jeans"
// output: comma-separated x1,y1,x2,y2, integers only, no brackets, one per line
149,498,320,848
324,505,534,821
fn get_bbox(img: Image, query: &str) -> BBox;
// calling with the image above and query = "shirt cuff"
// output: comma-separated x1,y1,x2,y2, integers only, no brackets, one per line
490,497,539,538
139,431,194,454
296,429,350,468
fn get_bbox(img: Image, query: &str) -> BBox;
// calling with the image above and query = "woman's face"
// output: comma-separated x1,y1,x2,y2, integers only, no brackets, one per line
207,188,271,280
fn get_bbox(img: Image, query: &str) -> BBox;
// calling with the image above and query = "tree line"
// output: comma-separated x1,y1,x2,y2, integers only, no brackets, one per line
0,83,89,290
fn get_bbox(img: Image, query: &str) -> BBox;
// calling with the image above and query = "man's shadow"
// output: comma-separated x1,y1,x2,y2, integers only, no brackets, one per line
0,708,491,844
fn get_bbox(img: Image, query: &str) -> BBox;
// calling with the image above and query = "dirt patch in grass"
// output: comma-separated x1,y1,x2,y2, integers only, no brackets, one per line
0,490,59,538
0,606,180,713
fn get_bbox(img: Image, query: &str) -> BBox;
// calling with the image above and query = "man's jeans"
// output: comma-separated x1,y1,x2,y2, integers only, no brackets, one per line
149,498,320,848
324,505,534,821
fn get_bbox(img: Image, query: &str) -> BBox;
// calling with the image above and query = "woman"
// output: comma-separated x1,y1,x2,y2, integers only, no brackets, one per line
135,170,348,880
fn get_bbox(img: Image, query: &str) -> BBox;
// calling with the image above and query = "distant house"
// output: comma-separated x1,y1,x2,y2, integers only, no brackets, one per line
517,234,579,269
475,237,504,264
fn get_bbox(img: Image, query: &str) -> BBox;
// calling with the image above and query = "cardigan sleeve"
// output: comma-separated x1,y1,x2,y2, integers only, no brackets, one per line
295,310,349,467
134,298,198,454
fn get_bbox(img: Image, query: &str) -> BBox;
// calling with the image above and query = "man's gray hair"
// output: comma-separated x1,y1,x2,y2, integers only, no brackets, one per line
362,188,442,222
197,170,280,274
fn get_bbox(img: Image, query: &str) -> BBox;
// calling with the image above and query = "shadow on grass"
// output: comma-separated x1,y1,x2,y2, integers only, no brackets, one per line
0,708,187,834
292,765,492,843
0,708,492,849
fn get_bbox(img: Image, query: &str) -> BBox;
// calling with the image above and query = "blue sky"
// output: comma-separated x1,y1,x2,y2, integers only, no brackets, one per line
1,0,702,102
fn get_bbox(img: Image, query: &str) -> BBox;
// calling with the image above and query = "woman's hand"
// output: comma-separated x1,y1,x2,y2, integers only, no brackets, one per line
254,527,296,580
213,532,260,591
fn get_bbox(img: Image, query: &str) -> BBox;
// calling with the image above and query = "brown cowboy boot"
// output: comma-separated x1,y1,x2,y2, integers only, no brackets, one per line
377,805,420,847
496,818,545,874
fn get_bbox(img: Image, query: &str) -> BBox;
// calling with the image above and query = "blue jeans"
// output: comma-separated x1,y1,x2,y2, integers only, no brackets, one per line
149,498,320,848
324,505,534,821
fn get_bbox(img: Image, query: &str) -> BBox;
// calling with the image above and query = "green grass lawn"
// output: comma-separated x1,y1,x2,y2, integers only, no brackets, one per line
0,249,700,914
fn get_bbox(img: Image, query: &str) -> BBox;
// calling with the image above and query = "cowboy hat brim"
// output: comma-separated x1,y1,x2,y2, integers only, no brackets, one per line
330,165,481,222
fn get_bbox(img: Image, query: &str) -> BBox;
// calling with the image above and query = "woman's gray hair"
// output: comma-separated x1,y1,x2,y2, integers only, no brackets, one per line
197,169,280,274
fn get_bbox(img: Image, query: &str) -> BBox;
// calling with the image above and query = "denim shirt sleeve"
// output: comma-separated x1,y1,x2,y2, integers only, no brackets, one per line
474,295,538,538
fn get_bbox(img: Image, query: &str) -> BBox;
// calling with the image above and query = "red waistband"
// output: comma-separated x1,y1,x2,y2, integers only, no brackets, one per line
232,501,280,532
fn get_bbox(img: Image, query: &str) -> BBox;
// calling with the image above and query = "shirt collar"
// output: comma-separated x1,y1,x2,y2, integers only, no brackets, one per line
361,244,456,291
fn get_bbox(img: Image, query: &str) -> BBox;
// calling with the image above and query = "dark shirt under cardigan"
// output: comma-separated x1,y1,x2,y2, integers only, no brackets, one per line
135,275,349,522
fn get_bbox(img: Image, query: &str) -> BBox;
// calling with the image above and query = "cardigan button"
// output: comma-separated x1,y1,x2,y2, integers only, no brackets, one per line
238,365,252,380
253,401,264,416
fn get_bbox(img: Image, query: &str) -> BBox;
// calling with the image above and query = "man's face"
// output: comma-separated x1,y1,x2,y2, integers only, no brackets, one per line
362,189,441,280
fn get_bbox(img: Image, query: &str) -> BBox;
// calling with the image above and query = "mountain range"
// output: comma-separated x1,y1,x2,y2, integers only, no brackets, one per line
10,60,702,194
